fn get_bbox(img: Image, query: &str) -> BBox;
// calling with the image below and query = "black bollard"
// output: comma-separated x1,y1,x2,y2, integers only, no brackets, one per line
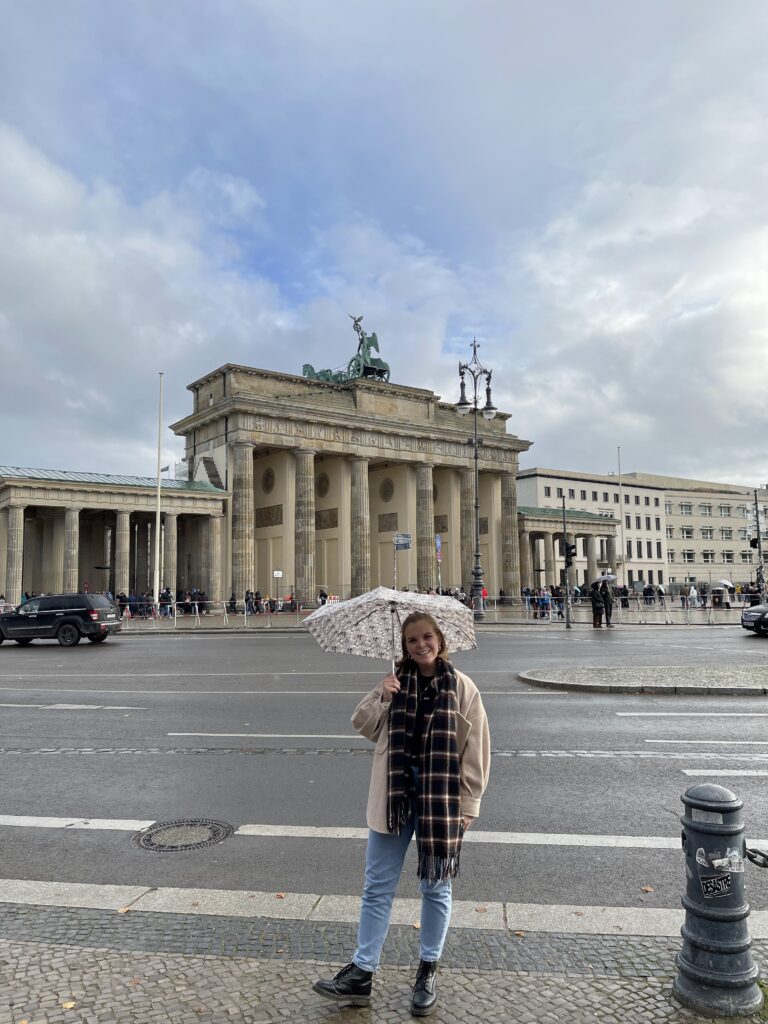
673,783,763,1017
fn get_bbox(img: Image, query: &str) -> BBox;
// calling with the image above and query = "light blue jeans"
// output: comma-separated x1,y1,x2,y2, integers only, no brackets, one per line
353,790,453,971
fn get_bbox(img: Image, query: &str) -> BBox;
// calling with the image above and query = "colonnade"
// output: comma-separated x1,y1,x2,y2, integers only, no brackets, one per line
1,505,224,606
518,527,618,590
230,445,521,604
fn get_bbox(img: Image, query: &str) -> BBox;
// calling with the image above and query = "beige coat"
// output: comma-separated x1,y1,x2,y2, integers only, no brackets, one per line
351,669,491,834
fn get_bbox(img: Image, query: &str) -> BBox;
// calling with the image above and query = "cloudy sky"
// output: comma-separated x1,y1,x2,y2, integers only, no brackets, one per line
2,1,767,484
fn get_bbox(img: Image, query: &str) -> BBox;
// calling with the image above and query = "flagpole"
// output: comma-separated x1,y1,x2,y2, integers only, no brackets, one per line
153,372,164,613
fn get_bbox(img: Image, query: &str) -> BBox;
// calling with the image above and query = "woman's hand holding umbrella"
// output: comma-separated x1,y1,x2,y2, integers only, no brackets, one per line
381,673,400,702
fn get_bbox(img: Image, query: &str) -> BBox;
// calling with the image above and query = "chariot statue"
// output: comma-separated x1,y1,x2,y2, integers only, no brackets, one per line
302,316,391,384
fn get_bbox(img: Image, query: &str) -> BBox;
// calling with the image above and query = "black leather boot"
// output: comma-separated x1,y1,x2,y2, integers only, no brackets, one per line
411,959,438,1016
312,962,373,1006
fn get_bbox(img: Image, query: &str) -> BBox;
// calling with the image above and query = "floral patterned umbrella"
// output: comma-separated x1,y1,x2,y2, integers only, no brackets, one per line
304,586,477,669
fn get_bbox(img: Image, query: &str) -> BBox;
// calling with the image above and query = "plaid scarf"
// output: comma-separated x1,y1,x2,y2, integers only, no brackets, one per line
387,656,462,881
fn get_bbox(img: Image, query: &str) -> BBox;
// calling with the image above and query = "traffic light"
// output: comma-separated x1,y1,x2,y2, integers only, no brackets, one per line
750,537,759,549
565,543,577,567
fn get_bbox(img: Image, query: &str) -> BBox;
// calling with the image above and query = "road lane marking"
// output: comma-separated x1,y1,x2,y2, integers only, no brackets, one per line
168,733,369,739
617,713,768,717
646,739,768,745
682,770,768,777
0,702,148,710
4,815,768,850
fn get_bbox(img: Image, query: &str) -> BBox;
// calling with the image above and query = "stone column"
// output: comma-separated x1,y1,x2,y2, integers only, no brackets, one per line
544,531,556,587
350,458,370,596
41,519,55,593
460,467,473,592
164,512,178,595
416,463,435,592
208,514,223,604
63,507,81,594
586,534,598,586
518,529,531,590
0,509,7,598
136,520,149,593
606,534,617,572
294,449,316,607
5,505,25,605
114,511,131,595
231,442,255,602
501,472,520,598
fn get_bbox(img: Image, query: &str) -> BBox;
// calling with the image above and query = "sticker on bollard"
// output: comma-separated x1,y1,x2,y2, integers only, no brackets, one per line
700,874,731,898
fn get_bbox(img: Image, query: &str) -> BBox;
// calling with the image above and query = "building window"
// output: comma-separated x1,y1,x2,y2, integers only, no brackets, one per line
544,486,551,497
668,550,676,563
644,496,650,506
739,528,749,541
700,504,712,517
681,526,694,539
646,540,653,559
722,551,734,564
654,498,660,507
625,514,631,528
635,515,641,529
680,503,693,515
666,526,674,539
737,505,748,517
648,570,654,584
626,540,632,558
720,505,732,517
665,501,672,514
720,527,733,540
656,541,662,559
624,494,630,504
580,489,587,500
590,491,597,501
556,487,563,498
636,540,643,558
741,552,753,563
638,570,644,582
635,495,640,505
701,527,714,540
599,491,606,502
682,550,695,563
568,488,575,499
645,516,651,530
702,550,715,564
654,517,661,531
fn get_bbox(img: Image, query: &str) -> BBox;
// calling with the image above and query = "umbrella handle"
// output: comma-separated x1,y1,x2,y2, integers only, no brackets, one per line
391,603,397,676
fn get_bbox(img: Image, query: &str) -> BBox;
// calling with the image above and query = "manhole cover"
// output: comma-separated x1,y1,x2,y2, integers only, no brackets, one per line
132,818,235,852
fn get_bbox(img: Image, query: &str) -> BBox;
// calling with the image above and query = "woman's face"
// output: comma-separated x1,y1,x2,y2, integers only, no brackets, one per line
404,618,441,675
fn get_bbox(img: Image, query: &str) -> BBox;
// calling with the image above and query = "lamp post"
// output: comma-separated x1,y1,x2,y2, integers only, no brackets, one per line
456,339,496,621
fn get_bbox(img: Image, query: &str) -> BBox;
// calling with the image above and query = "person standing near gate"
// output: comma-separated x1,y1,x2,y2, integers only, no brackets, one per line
600,581,615,628
312,611,490,1016
590,580,605,628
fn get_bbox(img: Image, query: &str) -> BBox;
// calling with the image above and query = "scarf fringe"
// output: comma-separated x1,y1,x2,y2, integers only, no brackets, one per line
418,849,462,882
387,794,411,834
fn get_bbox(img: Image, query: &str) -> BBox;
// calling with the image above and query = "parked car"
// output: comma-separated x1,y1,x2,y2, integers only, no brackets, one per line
741,603,768,636
0,594,122,646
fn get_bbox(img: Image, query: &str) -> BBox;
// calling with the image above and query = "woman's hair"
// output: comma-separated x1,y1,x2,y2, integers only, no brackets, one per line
397,611,449,667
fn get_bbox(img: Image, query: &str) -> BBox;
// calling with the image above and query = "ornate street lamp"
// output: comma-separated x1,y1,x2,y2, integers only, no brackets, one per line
456,339,496,620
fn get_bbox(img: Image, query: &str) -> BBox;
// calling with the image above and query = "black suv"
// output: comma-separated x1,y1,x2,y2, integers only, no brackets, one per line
0,594,122,646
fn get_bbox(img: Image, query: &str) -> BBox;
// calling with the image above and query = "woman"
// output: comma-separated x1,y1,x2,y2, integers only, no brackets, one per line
313,611,490,1016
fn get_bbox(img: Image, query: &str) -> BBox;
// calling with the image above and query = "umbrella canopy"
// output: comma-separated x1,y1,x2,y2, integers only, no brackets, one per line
716,580,735,589
304,586,477,667
592,573,617,584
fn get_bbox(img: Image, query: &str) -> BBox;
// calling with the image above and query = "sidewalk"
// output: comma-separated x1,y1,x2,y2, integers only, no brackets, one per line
519,665,768,695
4,893,768,1023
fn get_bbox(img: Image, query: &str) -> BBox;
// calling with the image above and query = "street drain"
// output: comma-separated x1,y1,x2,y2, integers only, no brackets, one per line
132,818,235,852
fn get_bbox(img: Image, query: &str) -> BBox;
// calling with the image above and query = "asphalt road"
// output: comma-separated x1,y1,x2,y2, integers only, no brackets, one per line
1,626,767,912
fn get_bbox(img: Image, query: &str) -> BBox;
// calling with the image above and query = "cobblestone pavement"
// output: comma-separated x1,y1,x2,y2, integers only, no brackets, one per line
2,907,768,1023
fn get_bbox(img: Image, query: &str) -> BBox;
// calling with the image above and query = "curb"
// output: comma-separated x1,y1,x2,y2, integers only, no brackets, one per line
516,670,768,696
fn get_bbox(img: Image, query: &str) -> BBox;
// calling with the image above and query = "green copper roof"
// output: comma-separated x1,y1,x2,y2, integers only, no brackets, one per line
0,466,224,492
518,505,617,522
